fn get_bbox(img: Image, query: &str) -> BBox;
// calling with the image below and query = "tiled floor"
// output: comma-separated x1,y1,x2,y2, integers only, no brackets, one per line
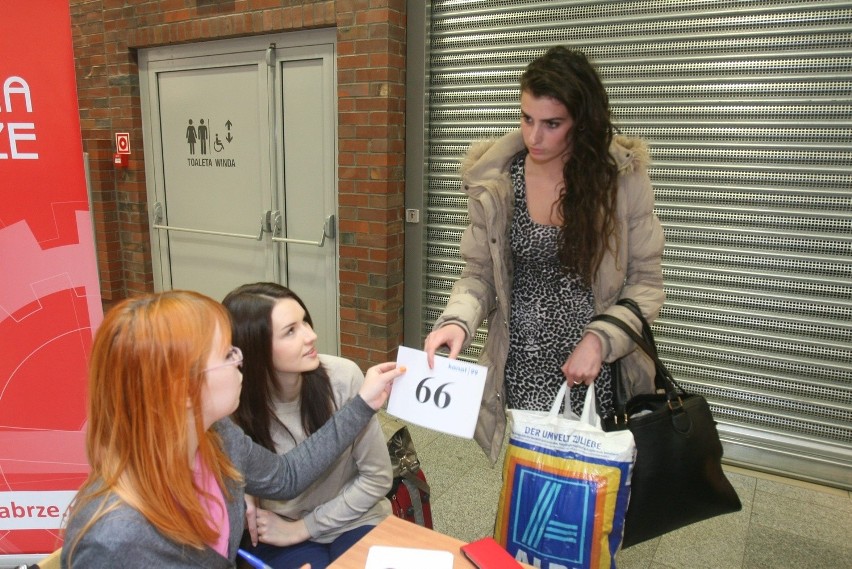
5,413,848,569
378,411,852,569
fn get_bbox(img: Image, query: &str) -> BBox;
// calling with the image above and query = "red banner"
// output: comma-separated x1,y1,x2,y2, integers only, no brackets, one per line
0,0,99,556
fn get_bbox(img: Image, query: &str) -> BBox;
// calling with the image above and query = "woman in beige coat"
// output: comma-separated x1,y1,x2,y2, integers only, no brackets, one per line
425,46,665,463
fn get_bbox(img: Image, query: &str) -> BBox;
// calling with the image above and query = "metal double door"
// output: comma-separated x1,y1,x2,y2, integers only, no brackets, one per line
140,31,339,353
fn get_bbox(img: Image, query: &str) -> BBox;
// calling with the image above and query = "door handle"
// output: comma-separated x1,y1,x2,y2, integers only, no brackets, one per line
267,211,335,248
151,202,264,241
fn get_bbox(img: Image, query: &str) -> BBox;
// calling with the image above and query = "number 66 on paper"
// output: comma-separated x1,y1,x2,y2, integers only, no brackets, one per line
388,346,487,439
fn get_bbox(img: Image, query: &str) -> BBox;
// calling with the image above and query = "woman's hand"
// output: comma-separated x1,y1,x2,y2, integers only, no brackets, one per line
244,494,259,547
424,324,466,368
358,362,406,410
561,333,603,386
255,508,310,547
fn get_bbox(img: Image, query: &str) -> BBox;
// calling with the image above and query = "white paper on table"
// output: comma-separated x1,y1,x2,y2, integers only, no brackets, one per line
364,545,454,569
388,346,487,439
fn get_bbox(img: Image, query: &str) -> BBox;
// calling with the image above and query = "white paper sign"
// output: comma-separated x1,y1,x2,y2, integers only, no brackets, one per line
365,545,453,569
388,346,487,438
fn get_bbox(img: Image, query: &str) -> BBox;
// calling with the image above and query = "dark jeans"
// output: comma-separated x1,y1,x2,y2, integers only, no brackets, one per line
244,524,374,569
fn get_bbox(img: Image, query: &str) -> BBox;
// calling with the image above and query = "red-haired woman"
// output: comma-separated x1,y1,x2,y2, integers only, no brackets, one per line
61,290,403,568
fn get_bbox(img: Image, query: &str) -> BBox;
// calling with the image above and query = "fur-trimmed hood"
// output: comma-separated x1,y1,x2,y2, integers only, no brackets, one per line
459,130,651,195
611,134,651,174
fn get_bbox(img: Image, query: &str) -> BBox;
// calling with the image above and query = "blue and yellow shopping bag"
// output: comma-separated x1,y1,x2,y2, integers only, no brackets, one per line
496,385,635,569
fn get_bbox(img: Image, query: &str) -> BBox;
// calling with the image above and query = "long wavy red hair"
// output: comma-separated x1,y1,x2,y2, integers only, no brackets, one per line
66,290,242,560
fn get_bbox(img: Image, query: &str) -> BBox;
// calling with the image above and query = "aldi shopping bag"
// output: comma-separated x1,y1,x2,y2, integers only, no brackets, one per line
495,385,635,569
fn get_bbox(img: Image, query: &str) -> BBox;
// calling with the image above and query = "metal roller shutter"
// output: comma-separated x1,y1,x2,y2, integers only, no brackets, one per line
417,0,852,489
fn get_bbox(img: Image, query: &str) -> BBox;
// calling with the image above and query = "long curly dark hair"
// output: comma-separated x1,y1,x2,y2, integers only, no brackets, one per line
520,46,619,284
223,282,336,452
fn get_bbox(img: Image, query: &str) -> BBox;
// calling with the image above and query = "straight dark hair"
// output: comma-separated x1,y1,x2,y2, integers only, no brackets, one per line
520,46,620,284
222,282,336,452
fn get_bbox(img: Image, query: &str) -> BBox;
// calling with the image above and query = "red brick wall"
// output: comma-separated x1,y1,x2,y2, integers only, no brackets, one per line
69,0,407,367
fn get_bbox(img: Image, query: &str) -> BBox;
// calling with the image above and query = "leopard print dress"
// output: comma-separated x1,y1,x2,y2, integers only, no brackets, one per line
504,152,614,417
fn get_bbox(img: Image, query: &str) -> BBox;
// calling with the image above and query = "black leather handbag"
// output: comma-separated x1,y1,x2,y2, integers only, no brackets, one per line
593,299,742,548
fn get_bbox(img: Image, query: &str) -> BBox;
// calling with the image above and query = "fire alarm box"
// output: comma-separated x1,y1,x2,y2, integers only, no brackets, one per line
114,132,130,168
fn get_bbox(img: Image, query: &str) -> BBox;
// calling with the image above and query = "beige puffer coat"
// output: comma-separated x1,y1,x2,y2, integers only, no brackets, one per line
433,129,665,463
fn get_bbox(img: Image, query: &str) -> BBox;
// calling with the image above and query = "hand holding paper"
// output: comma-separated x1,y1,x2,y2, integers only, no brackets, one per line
388,346,487,438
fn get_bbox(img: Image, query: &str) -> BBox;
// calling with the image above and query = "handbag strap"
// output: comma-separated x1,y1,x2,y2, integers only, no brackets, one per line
599,299,659,365
614,298,660,361
591,300,684,396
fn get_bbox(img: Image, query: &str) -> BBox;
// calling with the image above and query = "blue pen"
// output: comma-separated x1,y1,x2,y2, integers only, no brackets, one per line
237,548,274,569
